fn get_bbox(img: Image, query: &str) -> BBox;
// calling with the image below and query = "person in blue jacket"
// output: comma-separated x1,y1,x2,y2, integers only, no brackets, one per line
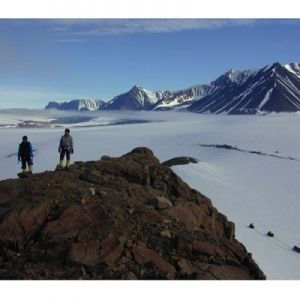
18,135,33,173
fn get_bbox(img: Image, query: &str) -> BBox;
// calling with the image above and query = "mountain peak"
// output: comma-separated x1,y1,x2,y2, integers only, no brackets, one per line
128,85,149,97
272,61,281,67
131,85,145,91
214,68,255,86
271,62,283,71
262,62,282,72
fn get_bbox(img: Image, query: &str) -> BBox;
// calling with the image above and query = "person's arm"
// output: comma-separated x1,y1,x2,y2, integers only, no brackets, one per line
58,137,62,152
70,136,74,153
18,144,21,161
29,143,33,157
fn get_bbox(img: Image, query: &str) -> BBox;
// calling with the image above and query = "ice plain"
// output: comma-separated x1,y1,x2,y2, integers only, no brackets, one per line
0,109,299,279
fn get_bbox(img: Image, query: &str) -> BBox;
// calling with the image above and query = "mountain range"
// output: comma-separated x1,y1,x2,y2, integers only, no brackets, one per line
45,99,105,111
45,62,300,114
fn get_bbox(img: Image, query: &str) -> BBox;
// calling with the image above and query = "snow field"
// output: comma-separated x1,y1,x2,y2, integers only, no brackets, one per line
0,111,299,279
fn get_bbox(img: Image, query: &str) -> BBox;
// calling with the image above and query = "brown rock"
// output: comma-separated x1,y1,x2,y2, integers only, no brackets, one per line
79,170,104,185
103,243,124,268
0,203,51,243
192,241,225,259
177,259,198,276
127,272,137,280
177,239,193,255
132,243,176,278
162,157,198,167
128,208,135,214
89,187,96,196
0,147,265,279
151,195,173,210
68,241,101,266
166,203,204,230
205,264,251,280
68,237,124,267
225,221,235,241
43,205,90,237
160,230,171,238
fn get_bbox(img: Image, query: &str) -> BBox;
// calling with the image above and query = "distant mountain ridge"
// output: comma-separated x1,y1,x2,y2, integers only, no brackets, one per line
45,99,105,111
45,62,300,114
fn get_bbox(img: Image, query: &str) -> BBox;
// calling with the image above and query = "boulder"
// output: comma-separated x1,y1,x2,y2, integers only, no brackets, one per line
162,157,199,167
160,230,171,238
177,258,198,276
132,242,176,278
151,195,173,210
293,246,300,253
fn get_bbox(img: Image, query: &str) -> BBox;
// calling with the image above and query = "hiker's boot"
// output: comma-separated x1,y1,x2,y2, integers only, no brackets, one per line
60,160,64,168
28,165,33,174
66,160,71,169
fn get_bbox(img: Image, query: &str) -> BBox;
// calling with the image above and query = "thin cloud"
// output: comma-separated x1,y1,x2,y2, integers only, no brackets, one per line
51,19,257,39
56,38,88,43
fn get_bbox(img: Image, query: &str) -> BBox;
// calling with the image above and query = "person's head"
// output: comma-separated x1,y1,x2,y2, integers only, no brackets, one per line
22,135,28,141
65,128,70,135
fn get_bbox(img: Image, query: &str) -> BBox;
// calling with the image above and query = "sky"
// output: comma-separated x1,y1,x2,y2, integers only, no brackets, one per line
1,18,300,108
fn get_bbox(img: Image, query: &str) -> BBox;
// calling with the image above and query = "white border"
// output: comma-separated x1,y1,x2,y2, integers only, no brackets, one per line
0,0,299,18
0,0,299,299
1,281,299,300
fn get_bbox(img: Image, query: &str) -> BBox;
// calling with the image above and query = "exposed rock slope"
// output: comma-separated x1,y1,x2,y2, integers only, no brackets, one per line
0,148,265,279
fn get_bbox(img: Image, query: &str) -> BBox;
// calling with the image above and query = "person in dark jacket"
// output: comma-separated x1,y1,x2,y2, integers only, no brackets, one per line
58,128,74,169
18,135,33,173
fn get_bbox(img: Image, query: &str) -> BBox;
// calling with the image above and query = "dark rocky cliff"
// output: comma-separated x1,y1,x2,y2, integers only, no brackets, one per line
0,148,265,279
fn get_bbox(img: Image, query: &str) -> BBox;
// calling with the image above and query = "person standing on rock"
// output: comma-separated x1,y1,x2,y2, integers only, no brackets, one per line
58,128,74,169
18,135,33,174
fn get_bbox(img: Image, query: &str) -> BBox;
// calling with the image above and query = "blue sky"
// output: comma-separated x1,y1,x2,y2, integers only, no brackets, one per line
0,19,300,108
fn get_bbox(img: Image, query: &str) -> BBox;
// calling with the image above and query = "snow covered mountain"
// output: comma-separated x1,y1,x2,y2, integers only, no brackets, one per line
45,99,105,111
189,62,300,114
102,85,162,110
101,62,300,113
103,84,211,111
284,62,300,78
44,62,300,114
153,84,212,110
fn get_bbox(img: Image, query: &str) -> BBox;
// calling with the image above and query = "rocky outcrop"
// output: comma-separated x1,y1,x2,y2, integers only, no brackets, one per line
0,147,265,279
162,157,199,167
